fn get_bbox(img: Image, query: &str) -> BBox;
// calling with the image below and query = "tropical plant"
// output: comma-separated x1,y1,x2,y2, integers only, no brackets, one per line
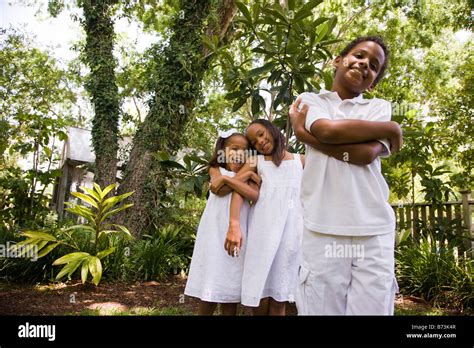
7,183,134,285
396,232,473,311
211,0,338,143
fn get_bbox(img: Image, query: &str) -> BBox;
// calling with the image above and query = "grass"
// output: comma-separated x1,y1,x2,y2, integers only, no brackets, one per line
69,306,194,316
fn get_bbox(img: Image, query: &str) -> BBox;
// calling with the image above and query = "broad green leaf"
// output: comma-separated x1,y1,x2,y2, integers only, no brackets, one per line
235,1,252,25
20,231,57,241
88,256,102,285
93,183,103,198
81,260,89,284
96,247,116,259
53,252,90,265
62,225,96,233
56,258,83,280
71,191,98,209
100,203,134,223
37,242,60,258
100,183,117,199
81,187,101,202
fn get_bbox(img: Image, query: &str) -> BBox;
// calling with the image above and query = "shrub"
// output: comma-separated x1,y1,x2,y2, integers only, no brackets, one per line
396,232,473,311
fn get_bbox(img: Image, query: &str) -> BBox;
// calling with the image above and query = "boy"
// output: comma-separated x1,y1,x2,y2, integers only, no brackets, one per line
289,36,403,315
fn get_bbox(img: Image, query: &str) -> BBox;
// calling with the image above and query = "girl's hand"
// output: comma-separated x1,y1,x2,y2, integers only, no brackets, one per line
289,97,309,133
224,222,242,257
210,175,226,193
249,172,262,187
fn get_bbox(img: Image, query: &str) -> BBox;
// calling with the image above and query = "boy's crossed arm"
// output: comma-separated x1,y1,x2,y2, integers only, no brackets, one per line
289,98,403,165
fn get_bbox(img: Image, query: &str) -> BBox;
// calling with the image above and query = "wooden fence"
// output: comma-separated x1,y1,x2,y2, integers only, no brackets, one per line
391,190,473,253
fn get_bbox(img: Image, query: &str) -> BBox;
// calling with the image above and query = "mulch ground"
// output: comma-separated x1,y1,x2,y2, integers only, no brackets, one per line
0,277,465,316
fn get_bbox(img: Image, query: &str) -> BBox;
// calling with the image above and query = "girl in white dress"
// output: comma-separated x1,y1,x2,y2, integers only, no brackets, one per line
184,129,261,315
225,119,305,315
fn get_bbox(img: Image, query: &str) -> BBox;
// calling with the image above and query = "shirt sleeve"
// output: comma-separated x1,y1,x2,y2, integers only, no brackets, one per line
366,99,392,158
297,92,331,132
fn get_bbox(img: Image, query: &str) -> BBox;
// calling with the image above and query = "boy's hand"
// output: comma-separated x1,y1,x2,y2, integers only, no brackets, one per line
289,97,309,133
224,221,242,257
388,121,403,153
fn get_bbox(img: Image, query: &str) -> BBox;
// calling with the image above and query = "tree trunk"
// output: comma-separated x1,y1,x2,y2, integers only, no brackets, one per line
115,0,237,236
82,0,120,189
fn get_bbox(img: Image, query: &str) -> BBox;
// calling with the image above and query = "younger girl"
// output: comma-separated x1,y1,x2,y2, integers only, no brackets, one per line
184,129,260,315
225,120,304,315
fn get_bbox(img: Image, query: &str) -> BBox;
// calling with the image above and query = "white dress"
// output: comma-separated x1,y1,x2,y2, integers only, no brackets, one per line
241,154,303,307
184,167,250,303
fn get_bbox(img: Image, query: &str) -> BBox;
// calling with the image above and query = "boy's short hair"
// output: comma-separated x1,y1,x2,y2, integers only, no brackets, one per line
339,36,390,86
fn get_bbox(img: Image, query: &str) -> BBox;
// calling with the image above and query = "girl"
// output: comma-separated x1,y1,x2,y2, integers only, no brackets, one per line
225,119,304,316
184,129,260,315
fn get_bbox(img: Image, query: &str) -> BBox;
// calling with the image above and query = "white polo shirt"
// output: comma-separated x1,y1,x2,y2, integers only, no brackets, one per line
298,89,395,236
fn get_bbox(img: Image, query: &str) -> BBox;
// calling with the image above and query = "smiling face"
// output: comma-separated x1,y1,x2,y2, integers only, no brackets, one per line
225,135,249,172
246,123,275,155
333,41,386,97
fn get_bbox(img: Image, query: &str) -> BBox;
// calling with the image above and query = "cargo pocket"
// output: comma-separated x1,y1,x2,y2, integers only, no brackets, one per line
295,263,324,315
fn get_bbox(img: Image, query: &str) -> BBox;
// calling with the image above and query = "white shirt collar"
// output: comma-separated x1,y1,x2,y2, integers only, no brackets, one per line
319,88,370,104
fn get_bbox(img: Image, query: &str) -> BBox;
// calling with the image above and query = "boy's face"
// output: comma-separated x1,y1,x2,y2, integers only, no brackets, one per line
333,41,385,94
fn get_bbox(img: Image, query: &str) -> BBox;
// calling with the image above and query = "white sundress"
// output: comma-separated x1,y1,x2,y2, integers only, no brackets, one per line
184,167,250,303
241,154,304,307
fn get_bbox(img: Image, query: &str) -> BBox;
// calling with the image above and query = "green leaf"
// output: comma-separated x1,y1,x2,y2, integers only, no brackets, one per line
88,256,102,285
100,183,117,199
100,203,134,223
37,242,60,258
71,191,98,209
232,97,248,112
20,230,57,241
96,247,116,259
235,1,252,25
53,252,90,265
93,183,103,198
62,225,95,233
81,187,101,202
316,22,329,42
81,260,89,284
56,258,83,280
293,9,313,22
154,151,170,162
248,62,275,78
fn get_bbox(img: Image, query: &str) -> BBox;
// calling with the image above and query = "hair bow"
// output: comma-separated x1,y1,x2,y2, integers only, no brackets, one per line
218,128,239,139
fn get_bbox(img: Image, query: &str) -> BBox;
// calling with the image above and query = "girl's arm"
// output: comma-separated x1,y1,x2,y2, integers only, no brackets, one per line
221,176,259,203
224,192,244,257
209,166,256,196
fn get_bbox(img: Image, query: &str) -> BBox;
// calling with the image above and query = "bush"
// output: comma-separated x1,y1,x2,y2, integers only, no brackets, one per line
131,224,193,281
396,232,473,311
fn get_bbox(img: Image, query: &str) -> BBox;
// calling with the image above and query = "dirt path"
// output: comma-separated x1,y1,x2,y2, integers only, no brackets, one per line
0,278,464,316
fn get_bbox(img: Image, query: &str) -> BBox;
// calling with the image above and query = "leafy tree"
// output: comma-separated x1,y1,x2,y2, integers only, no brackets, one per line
0,29,75,227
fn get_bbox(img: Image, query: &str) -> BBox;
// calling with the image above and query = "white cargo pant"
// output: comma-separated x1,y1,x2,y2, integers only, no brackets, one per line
295,228,398,315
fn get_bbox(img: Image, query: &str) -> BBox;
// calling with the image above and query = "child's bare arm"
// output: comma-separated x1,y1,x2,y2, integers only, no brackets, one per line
209,166,257,196
222,176,260,203
290,102,385,165
224,192,244,256
310,119,403,152
294,126,384,165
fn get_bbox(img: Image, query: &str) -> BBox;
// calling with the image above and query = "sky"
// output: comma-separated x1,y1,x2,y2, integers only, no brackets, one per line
0,0,156,65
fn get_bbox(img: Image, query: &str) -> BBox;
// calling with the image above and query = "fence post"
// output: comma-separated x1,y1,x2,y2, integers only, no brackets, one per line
460,189,473,257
